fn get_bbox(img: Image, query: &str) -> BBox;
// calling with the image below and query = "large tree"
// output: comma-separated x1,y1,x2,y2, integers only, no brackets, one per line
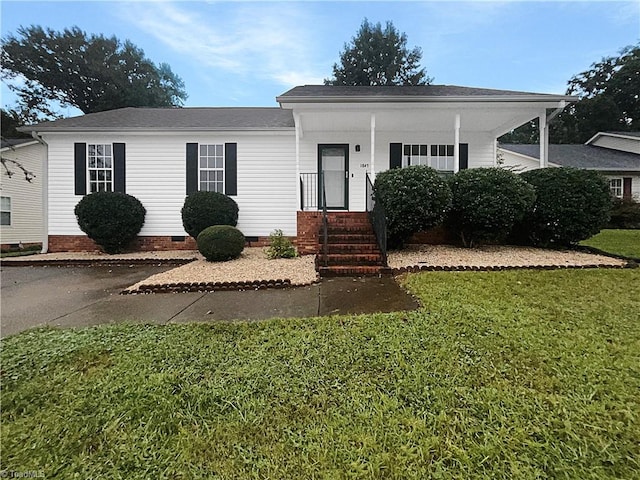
1,26,188,119
552,44,639,143
501,43,639,144
325,19,431,86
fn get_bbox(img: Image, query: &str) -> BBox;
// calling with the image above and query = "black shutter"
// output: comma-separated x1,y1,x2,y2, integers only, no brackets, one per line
390,143,402,169
623,177,632,199
225,143,237,196
186,143,199,194
113,143,126,193
459,143,469,170
74,142,87,195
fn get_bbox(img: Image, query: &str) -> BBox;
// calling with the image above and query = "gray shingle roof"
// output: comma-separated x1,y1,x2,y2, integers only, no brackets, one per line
277,85,576,103
500,144,640,171
19,107,295,132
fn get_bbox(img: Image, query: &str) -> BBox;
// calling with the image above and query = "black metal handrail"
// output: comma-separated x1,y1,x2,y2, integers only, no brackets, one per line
366,173,388,266
320,172,328,267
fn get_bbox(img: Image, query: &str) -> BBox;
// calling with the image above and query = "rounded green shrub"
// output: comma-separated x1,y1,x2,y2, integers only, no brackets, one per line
448,168,535,247
608,197,640,229
374,166,452,248
74,192,146,254
197,225,245,262
181,191,239,239
518,167,611,246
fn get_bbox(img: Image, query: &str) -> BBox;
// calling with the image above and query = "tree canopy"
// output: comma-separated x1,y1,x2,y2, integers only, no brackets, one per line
1,26,188,119
501,43,639,144
325,19,432,86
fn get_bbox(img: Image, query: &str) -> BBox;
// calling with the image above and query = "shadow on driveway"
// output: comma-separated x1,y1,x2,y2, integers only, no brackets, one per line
1,266,419,338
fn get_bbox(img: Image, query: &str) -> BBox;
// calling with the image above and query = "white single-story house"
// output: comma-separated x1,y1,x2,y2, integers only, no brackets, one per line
20,84,576,258
499,131,640,200
0,138,46,250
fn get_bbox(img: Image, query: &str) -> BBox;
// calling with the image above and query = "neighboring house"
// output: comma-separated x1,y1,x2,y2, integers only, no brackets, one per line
499,131,640,200
19,84,575,253
0,138,45,250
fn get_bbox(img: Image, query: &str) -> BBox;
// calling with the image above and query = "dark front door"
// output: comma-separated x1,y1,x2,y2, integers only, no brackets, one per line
318,144,349,210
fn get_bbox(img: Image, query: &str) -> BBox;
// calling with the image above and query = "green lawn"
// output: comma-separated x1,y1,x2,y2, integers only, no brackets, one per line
580,229,640,258
2,269,639,479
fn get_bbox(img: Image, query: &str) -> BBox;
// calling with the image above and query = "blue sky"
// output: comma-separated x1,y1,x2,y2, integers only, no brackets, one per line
1,0,639,116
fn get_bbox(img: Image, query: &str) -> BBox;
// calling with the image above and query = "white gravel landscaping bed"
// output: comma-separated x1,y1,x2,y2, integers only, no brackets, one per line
124,247,318,292
388,244,626,269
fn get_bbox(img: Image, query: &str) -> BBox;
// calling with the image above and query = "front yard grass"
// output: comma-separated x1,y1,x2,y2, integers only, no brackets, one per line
2,269,639,479
580,228,640,258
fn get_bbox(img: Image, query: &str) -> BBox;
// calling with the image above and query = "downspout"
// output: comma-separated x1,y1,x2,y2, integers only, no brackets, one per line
31,131,48,253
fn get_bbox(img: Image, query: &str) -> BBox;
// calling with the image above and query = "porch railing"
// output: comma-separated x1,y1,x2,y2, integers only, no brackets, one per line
299,173,319,211
366,173,388,266
320,172,328,267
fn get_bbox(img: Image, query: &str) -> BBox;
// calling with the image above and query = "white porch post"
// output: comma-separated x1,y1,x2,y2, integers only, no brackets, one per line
294,112,301,210
539,112,547,168
454,114,461,173
370,113,376,176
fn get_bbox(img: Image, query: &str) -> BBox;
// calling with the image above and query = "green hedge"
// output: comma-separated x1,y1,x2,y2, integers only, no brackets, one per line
518,167,611,246
374,166,452,248
448,168,535,247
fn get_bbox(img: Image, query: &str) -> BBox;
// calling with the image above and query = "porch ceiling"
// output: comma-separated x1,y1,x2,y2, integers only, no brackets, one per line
294,103,554,136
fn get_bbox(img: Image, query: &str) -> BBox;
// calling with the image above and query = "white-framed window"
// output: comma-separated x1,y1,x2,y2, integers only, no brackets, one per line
88,144,113,192
403,144,428,167
199,144,224,193
403,144,454,171
609,178,623,198
430,144,455,171
1,196,11,226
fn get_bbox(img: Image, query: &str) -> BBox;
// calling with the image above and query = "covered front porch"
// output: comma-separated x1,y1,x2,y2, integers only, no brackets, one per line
293,103,564,212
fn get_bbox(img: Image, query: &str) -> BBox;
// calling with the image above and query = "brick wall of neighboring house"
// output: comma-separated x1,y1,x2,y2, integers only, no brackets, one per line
296,211,323,255
47,235,274,253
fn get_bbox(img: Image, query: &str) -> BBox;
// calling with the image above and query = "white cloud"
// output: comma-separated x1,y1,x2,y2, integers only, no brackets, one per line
117,1,326,88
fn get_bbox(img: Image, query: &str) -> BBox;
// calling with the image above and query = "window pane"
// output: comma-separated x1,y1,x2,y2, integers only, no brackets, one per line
446,145,454,156
97,157,104,168
105,145,111,155
89,171,97,181
404,145,410,156
411,145,419,156
88,158,96,168
215,171,223,181
1,197,11,210
437,145,444,156
215,158,223,168
105,157,112,168
96,145,104,156
215,144,223,156
1,211,11,225
200,158,207,168
106,171,112,181
420,145,427,156
431,145,437,156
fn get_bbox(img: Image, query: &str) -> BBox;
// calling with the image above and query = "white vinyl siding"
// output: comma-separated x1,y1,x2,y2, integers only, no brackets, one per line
0,142,45,244
590,135,640,155
44,132,297,237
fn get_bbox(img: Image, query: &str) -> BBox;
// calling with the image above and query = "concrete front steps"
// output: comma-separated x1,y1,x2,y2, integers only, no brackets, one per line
316,212,389,277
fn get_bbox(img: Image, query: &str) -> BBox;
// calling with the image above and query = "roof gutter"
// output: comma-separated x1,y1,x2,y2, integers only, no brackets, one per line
277,94,578,105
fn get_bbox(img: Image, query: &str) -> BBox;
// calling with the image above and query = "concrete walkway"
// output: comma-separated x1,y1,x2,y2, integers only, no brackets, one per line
1,266,419,338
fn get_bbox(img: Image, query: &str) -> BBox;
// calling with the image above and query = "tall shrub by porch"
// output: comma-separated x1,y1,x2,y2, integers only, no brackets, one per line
374,166,452,248
518,167,611,246
447,168,535,247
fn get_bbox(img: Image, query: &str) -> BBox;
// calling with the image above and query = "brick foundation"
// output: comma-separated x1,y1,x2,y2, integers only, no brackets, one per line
1,242,43,252
408,225,457,245
47,235,273,253
296,211,323,255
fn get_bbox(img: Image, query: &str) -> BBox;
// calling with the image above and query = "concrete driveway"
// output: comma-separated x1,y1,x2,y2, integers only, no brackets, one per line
1,265,419,338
